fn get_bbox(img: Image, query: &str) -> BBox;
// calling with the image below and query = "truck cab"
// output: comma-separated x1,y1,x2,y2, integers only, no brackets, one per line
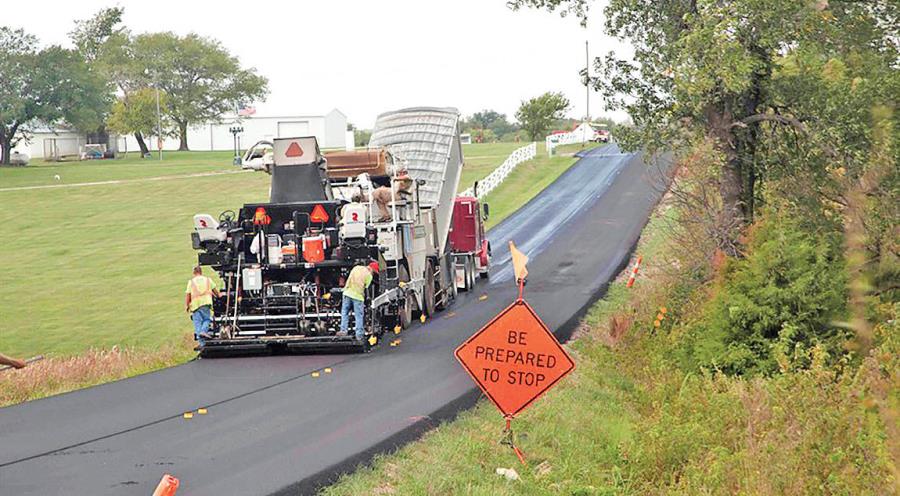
449,196,491,291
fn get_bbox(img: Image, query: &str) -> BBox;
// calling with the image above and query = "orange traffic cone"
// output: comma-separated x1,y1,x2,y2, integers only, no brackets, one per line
152,474,179,496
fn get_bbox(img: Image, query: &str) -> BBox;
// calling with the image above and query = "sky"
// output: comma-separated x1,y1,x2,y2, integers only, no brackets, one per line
6,0,631,128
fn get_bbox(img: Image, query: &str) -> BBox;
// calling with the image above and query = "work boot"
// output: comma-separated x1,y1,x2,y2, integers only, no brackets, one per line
335,330,349,337
198,332,213,340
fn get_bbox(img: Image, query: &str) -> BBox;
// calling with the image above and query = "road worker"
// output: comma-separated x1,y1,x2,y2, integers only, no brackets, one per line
371,172,413,222
338,261,379,340
185,266,220,346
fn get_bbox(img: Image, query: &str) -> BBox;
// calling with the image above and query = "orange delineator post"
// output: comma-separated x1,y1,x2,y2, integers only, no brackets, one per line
626,255,643,288
152,474,179,496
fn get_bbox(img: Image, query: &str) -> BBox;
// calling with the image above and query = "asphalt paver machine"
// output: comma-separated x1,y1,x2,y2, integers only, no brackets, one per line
190,107,465,356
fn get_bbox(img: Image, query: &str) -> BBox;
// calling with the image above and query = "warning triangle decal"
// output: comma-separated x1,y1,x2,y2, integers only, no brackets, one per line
285,142,304,158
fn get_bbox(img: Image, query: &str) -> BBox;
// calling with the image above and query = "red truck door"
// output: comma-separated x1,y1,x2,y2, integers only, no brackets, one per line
450,197,479,253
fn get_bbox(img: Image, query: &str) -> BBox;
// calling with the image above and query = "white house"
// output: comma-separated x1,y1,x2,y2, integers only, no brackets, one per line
122,108,352,153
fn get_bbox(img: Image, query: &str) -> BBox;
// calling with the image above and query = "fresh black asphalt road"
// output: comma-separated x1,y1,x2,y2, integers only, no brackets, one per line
0,144,670,495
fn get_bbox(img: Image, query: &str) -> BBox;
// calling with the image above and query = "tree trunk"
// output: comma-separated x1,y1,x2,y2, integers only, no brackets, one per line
706,104,745,254
1,139,11,166
177,121,189,151
0,125,12,166
134,131,150,156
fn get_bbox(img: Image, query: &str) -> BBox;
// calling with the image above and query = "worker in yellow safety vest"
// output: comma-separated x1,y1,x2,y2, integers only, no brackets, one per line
337,261,379,340
185,266,220,346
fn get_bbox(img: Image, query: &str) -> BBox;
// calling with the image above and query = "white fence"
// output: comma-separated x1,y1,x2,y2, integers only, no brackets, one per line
545,124,595,156
460,142,537,199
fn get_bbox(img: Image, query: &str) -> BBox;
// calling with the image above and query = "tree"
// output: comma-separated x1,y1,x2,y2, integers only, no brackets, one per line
464,109,518,140
69,7,124,63
511,0,899,253
515,92,570,140
107,88,172,156
0,27,109,165
132,32,268,150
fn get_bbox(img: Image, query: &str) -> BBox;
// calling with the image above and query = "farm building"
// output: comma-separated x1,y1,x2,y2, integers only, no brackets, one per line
7,109,352,160
122,108,352,153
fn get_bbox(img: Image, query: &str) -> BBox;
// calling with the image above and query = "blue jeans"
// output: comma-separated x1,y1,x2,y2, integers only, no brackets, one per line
340,296,365,339
191,305,212,345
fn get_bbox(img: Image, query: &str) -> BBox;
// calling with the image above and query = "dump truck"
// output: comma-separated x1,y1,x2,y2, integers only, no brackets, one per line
190,107,482,356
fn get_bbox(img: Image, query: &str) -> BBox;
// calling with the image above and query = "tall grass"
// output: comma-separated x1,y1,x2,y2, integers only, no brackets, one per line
322,189,897,495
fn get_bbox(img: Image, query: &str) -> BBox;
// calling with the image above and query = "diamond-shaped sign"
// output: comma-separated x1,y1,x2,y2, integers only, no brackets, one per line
285,141,304,158
455,300,574,417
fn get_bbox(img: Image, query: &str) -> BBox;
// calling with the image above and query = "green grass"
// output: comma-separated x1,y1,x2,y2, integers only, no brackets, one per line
460,142,531,192
0,151,238,189
0,143,577,359
0,171,270,357
322,202,896,495
321,212,672,496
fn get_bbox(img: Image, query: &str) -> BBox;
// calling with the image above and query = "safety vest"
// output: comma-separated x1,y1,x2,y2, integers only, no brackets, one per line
190,276,213,300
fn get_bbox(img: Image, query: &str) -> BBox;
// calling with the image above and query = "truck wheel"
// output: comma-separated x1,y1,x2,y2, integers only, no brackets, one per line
424,260,436,317
399,294,412,330
466,256,476,291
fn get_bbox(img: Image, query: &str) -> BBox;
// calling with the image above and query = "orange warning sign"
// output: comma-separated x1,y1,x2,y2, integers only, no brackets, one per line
285,141,304,158
455,300,574,417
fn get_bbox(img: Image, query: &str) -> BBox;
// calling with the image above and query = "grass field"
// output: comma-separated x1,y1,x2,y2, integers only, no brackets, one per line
1,151,238,189
459,142,530,192
0,142,573,361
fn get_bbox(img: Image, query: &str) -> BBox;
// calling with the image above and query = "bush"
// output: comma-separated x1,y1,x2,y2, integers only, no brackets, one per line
683,212,849,375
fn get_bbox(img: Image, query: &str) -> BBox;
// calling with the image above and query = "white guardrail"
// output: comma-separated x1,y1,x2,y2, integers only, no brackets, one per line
460,142,537,199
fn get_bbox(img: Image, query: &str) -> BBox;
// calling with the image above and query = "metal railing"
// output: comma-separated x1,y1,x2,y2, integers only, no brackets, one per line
459,142,537,199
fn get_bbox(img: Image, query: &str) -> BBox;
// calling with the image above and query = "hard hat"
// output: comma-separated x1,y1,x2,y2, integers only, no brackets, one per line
368,261,380,273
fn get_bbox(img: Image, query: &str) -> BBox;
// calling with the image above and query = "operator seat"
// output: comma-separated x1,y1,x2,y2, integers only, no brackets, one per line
193,214,227,242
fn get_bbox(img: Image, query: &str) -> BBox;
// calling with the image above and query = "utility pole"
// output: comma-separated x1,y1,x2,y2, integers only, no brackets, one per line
155,84,163,161
585,40,590,123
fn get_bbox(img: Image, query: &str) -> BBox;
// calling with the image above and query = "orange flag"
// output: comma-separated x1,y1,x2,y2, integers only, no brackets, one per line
509,241,528,281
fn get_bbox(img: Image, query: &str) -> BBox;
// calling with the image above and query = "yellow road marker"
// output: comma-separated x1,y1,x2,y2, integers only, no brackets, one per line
198,408,208,415
394,326,402,334
479,295,488,301
322,293,331,300
368,336,378,346
420,315,426,323
324,368,332,374
183,412,193,419
311,371,320,378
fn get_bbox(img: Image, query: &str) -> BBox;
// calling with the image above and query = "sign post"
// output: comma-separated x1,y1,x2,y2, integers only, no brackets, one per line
454,241,575,464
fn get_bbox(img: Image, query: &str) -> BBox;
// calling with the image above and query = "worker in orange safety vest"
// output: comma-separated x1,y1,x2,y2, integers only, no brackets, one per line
185,266,220,346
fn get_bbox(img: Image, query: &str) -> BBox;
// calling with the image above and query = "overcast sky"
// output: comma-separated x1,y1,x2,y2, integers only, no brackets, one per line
8,0,631,128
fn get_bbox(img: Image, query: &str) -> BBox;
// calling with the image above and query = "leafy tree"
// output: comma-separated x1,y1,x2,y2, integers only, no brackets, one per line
466,109,518,139
354,129,371,148
515,92,570,140
0,27,109,165
510,0,898,254
472,127,497,143
107,88,172,156
470,110,501,129
687,211,849,375
132,32,268,150
69,7,124,63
